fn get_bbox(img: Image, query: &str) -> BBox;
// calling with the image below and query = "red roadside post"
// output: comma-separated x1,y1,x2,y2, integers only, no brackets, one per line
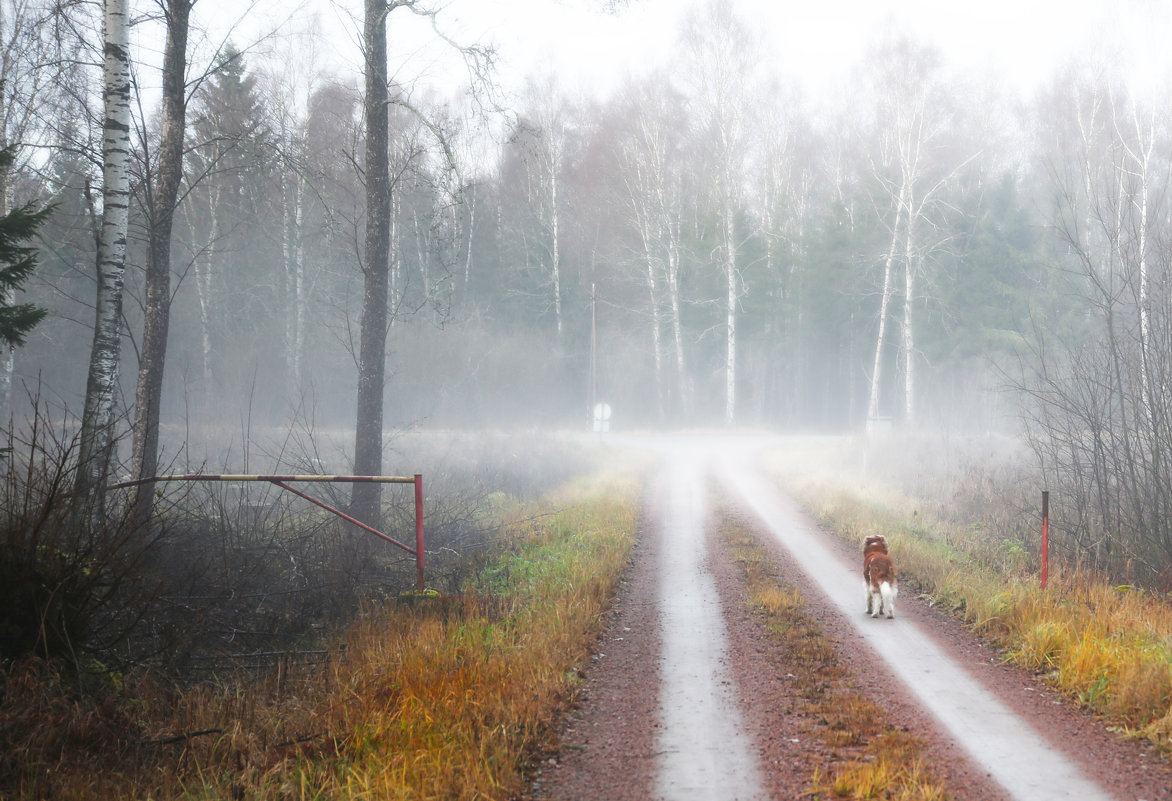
414,474,425,592
1041,490,1050,590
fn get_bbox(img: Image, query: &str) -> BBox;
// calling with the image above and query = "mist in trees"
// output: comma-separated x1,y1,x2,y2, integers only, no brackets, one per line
4,0,1172,582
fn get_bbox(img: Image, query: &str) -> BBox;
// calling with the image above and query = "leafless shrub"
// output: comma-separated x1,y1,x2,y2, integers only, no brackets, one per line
1015,194,1172,588
2,385,599,679
0,401,165,672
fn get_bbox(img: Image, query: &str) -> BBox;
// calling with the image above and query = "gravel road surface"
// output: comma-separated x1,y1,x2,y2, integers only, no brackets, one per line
530,435,1171,801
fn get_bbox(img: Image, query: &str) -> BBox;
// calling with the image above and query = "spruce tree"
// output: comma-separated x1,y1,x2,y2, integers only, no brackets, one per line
0,146,50,348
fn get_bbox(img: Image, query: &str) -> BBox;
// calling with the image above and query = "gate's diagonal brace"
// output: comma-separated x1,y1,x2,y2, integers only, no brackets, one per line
107,473,427,591
269,480,415,554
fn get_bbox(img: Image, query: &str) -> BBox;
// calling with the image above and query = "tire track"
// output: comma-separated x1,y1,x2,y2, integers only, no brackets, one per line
654,453,767,800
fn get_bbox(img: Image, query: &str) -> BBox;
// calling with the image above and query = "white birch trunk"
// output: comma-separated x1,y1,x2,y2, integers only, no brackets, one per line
195,181,220,390
902,193,916,424
635,203,665,419
462,191,476,290
548,160,562,342
1124,106,1155,411
667,221,687,415
724,160,737,426
867,185,905,424
76,0,132,498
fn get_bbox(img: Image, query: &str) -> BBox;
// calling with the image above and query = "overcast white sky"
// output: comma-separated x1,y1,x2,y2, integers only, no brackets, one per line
188,0,1172,102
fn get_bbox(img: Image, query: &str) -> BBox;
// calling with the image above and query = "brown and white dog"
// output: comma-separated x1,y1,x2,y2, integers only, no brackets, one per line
862,534,897,619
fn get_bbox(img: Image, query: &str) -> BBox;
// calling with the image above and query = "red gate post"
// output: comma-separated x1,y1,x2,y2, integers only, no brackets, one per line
414,474,425,591
1041,490,1050,590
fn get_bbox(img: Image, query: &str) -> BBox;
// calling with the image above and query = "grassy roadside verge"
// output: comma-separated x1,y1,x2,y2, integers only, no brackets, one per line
776,468,1172,755
720,512,952,801
1,474,640,800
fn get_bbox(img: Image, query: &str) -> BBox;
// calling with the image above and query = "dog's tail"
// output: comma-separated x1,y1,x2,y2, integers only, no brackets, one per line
880,580,897,618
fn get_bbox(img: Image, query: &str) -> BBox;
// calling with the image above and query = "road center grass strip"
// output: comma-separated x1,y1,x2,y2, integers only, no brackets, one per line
719,512,952,801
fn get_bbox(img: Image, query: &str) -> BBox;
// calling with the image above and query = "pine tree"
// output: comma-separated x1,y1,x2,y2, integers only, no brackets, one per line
0,146,50,348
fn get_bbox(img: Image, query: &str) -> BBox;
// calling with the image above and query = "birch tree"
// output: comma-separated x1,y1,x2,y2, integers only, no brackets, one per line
616,75,688,419
862,38,966,426
75,0,132,505
521,75,572,344
681,0,758,425
263,30,323,392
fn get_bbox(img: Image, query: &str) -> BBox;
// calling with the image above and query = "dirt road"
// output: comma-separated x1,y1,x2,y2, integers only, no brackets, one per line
531,436,1170,801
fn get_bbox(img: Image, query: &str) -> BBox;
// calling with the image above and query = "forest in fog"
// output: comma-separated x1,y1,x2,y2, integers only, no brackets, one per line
0,0,1088,436
0,0,1168,475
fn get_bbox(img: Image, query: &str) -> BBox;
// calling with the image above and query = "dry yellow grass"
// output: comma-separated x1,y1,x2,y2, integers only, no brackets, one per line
1,478,640,800
769,445,1172,754
312,489,638,800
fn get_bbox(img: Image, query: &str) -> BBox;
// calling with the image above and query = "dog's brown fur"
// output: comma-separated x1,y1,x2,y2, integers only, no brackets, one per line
862,535,897,619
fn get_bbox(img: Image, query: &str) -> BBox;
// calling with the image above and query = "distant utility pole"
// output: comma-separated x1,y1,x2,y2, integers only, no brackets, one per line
589,282,597,427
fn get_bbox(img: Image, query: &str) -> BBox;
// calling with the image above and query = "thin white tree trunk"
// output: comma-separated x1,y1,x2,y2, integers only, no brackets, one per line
195,181,220,390
1125,107,1155,411
902,195,916,424
463,191,476,290
637,213,665,419
667,213,687,416
549,162,562,342
76,0,132,500
717,140,736,426
724,174,737,426
867,185,905,424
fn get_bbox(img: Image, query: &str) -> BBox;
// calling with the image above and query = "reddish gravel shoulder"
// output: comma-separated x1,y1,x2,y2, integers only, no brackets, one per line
527,529,663,801
526,474,1172,801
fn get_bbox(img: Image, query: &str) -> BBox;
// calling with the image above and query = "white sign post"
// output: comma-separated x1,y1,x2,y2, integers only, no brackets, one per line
592,402,612,433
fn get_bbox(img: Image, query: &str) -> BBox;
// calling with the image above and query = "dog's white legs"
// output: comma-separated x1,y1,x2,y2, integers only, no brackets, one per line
880,581,896,619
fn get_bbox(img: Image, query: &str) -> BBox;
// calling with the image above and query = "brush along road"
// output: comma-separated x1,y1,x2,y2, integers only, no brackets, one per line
530,435,1170,801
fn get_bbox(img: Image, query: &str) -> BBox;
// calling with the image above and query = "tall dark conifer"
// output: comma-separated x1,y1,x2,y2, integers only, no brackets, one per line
0,147,49,349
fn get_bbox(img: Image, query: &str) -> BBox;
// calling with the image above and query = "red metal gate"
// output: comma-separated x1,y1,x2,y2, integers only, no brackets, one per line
109,473,427,590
